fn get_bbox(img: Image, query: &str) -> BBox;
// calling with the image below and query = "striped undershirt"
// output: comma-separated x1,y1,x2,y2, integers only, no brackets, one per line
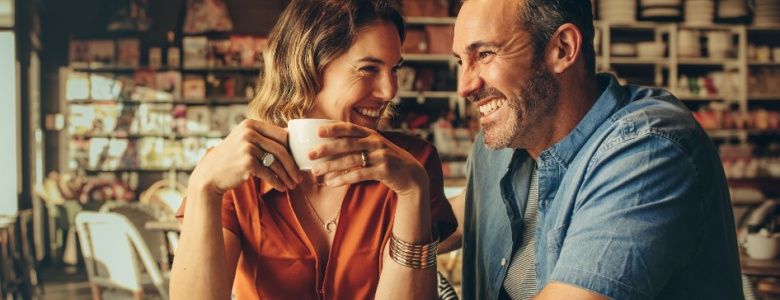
501,167,539,299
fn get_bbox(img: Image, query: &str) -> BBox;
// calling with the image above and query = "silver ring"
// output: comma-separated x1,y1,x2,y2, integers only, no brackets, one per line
261,152,275,167
361,151,367,168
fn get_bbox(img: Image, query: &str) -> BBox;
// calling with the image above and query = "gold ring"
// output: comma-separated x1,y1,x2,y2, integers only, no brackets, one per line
361,151,367,168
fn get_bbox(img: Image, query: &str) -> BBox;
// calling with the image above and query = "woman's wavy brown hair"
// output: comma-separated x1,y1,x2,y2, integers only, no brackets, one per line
246,0,406,126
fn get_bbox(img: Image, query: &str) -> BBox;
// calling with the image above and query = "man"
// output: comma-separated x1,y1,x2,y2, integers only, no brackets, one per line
444,0,744,299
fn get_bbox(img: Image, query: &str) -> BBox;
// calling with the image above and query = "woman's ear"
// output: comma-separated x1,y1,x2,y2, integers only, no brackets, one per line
547,23,582,74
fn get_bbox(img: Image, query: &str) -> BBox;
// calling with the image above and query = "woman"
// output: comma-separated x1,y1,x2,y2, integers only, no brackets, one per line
169,0,457,299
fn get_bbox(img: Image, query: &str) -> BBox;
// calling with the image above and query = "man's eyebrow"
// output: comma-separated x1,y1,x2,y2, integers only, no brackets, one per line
453,41,501,59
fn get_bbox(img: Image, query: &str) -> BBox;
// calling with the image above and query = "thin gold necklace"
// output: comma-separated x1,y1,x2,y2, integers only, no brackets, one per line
299,187,341,233
302,179,327,187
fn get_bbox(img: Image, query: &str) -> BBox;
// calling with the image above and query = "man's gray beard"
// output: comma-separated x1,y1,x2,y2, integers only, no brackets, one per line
482,98,522,151
482,66,558,151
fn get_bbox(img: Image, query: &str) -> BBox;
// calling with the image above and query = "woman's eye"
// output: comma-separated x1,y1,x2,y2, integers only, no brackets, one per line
360,66,379,73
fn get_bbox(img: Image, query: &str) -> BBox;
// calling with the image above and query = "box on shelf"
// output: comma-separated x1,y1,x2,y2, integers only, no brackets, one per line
182,75,206,99
116,38,141,68
183,36,209,68
425,25,454,54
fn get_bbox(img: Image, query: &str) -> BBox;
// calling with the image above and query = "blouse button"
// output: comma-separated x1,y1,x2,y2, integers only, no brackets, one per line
501,258,507,266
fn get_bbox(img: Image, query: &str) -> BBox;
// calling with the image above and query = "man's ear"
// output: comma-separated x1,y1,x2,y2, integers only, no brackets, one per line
547,23,582,74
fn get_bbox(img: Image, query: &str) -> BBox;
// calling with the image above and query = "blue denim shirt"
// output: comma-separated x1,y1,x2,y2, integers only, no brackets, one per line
461,74,743,300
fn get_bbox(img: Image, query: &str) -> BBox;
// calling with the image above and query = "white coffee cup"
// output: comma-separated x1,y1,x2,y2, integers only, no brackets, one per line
745,231,780,260
288,119,338,170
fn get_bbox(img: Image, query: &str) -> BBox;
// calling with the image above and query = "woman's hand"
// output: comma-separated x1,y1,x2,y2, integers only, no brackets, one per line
307,122,428,196
188,119,303,196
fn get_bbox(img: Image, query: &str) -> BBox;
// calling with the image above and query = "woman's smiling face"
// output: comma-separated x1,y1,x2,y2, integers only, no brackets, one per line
308,21,403,129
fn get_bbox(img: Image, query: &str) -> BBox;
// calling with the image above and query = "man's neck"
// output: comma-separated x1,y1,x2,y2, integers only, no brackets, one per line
524,73,601,160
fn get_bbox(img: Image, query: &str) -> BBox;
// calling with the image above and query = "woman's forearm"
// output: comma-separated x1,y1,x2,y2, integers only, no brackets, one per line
375,179,437,300
170,186,233,300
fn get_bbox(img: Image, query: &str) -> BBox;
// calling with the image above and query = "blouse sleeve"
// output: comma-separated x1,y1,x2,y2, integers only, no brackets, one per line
174,191,242,238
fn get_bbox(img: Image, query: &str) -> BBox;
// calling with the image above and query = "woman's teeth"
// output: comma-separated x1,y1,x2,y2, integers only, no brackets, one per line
478,99,507,115
357,108,381,118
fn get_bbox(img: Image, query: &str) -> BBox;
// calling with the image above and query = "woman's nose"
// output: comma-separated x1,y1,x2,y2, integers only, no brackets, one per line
374,72,398,101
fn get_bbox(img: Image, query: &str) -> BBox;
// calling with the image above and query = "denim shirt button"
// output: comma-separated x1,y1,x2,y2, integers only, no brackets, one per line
501,258,507,266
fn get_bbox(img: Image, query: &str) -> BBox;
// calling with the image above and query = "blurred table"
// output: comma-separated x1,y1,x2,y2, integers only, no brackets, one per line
145,221,181,232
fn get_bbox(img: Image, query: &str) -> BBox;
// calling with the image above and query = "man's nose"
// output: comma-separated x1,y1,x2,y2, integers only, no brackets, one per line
458,64,482,100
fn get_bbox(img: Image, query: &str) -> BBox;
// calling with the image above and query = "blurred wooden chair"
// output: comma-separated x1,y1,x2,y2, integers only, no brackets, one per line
75,211,168,300
99,202,176,270
139,179,186,218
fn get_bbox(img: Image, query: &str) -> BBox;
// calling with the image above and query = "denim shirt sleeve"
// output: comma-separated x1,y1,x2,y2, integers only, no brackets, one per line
548,130,703,299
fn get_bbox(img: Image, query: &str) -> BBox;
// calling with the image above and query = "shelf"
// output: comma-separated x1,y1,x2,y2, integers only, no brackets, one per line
749,95,780,100
403,54,454,63
71,133,228,139
677,58,739,66
609,57,669,65
71,65,262,72
180,66,261,72
406,17,456,25
72,65,149,72
748,61,780,66
748,26,780,32
706,130,780,138
66,98,249,105
676,94,730,101
397,91,458,99
597,21,663,30
84,168,194,173
678,23,741,30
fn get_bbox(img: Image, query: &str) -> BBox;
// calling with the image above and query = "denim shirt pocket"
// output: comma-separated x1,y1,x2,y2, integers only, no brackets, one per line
546,225,566,254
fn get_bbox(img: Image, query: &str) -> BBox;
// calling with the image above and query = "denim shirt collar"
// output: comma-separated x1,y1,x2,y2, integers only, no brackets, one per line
540,73,625,168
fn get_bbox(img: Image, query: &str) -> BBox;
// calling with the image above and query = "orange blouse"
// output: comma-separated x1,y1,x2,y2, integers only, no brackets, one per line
176,132,457,299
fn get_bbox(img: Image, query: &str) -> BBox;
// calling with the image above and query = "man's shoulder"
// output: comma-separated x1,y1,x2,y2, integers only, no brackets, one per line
603,85,705,148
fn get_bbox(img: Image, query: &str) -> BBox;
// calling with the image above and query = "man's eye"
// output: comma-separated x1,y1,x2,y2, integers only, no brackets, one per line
478,52,494,60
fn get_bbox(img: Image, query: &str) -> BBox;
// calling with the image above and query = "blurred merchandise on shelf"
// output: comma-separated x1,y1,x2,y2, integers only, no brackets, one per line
674,71,741,98
692,103,779,131
599,0,637,23
106,0,152,31
720,143,780,179
749,67,780,96
116,39,141,67
68,40,115,68
424,25,454,54
404,0,451,17
753,0,780,27
182,0,233,34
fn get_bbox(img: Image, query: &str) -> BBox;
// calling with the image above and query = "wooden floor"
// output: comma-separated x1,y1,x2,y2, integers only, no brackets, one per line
37,265,92,300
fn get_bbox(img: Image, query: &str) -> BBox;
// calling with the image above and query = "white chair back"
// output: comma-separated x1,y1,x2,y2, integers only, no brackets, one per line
75,211,168,300
100,201,172,267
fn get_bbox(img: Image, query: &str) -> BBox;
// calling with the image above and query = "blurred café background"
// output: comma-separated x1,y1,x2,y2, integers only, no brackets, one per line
1,0,780,299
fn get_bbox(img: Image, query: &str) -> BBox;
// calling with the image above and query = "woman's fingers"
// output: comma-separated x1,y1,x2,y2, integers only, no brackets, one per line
242,128,303,186
317,122,371,139
324,167,372,187
308,135,371,161
251,157,288,191
310,151,367,176
241,119,289,145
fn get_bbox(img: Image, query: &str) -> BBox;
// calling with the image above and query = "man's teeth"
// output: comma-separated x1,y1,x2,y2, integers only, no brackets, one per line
478,99,507,115
358,108,381,118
